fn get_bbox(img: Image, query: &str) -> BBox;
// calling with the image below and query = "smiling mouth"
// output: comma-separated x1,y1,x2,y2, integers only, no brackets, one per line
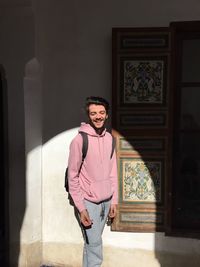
94,120,104,127
94,120,103,123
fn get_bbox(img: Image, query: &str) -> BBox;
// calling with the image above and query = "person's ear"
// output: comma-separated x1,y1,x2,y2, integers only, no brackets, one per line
106,114,108,119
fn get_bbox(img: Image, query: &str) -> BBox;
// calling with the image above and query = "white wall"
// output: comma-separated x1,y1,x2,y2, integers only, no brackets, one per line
2,0,200,266
23,58,42,267
36,1,200,266
36,0,200,142
42,129,200,267
0,1,35,266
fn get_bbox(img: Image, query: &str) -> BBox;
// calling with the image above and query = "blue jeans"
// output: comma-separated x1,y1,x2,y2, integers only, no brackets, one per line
82,198,111,267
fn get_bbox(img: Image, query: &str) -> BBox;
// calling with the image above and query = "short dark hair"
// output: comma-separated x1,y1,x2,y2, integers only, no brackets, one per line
85,96,110,114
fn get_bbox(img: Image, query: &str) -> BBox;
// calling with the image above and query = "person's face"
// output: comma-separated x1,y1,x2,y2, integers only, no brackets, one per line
88,104,108,130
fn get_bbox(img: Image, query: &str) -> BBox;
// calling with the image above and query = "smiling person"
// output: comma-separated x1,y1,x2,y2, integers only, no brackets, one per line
68,96,118,267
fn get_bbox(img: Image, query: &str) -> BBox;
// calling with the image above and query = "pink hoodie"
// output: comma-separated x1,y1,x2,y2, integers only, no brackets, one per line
68,123,118,212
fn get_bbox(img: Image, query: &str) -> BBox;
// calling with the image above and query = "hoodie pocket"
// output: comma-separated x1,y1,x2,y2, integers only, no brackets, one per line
89,179,112,201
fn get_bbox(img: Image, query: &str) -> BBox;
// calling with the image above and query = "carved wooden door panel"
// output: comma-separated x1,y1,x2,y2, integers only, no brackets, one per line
112,28,171,232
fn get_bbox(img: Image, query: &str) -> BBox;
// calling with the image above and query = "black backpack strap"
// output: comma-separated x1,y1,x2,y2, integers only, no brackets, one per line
65,132,88,192
110,135,116,159
79,131,88,161
81,132,114,159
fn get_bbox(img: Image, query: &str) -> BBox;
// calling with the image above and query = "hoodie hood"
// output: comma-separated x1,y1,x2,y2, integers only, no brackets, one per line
79,122,106,137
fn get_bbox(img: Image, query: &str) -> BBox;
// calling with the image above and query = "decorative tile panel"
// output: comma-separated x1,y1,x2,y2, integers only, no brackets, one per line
123,60,164,104
120,158,163,204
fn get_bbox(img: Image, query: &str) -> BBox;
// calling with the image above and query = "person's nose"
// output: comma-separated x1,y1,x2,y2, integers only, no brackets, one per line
96,113,101,119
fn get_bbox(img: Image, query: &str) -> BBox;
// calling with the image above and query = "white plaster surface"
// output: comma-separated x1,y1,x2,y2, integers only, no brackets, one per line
2,0,200,266
42,128,83,244
42,129,200,256
21,58,42,252
38,1,200,260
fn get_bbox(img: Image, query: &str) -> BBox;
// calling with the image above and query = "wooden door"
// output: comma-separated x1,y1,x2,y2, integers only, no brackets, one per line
112,28,171,232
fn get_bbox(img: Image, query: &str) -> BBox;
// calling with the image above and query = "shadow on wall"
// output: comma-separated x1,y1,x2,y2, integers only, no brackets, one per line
42,125,166,267
0,65,26,267
42,123,163,267
0,64,26,267
0,4,35,265
0,66,9,266
22,55,200,266
34,109,200,267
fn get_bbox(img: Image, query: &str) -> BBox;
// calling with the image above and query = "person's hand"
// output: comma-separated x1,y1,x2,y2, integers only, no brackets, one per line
80,209,92,227
109,204,117,218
